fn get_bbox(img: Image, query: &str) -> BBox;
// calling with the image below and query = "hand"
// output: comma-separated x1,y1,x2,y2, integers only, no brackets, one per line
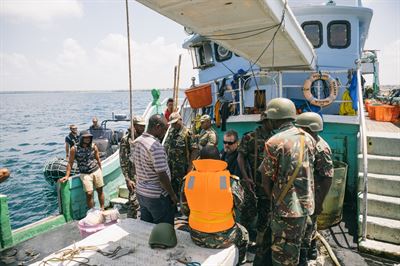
58,176,69,183
170,194,179,206
243,178,255,192
126,179,135,193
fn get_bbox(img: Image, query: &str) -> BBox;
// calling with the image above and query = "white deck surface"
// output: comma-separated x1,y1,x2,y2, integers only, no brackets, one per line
31,219,238,266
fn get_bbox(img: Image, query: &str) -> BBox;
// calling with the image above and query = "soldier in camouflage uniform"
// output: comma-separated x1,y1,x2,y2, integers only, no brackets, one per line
295,112,333,265
196,114,218,150
181,146,249,264
164,112,198,197
237,112,273,246
119,116,146,218
260,98,316,266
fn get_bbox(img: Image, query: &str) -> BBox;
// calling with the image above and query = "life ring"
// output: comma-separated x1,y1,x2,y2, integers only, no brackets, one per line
303,73,338,107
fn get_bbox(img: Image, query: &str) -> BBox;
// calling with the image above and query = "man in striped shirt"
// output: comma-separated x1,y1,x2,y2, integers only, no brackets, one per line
130,114,178,225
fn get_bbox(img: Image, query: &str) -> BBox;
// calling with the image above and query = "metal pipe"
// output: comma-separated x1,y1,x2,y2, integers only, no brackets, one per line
357,66,369,241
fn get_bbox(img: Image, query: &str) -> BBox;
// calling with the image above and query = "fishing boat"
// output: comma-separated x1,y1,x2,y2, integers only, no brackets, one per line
1,0,399,264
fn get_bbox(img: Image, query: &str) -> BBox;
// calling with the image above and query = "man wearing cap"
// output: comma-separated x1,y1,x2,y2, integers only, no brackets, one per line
237,112,273,263
259,98,316,266
295,112,333,265
197,114,218,150
164,112,198,197
119,116,146,218
65,124,79,160
59,130,105,210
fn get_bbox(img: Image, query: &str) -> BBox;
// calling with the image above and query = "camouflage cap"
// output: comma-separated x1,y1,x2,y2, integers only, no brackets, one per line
200,114,211,122
256,111,268,124
132,115,146,126
168,112,182,124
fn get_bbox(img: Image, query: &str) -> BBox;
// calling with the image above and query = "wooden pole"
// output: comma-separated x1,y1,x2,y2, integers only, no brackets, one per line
174,54,182,111
125,0,135,136
172,66,177,109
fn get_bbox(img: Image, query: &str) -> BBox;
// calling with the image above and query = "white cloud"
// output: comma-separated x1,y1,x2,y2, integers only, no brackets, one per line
0,0,83,23
57,38,88,68
379,39,400,85
0,35,198,91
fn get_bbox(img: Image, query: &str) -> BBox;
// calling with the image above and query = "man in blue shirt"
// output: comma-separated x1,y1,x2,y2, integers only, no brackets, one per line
65,124,79,160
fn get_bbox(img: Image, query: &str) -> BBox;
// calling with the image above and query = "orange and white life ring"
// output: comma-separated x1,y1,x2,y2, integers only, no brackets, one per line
303,73,338,107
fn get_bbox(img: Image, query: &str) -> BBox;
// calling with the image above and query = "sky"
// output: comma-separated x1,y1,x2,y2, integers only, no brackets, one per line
0,0,399,91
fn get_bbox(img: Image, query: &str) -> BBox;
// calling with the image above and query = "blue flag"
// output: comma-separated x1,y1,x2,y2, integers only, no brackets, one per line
349,71,358,111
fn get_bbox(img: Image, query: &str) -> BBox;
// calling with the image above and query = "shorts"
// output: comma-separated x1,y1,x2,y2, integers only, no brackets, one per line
80,168,104,192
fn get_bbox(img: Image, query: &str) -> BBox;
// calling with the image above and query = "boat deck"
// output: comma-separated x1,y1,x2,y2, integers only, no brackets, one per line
28,219,237,266
365,116,400,136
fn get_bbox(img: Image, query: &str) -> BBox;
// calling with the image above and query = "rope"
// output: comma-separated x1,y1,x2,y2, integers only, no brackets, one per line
125,0,135,137
38,244,102,266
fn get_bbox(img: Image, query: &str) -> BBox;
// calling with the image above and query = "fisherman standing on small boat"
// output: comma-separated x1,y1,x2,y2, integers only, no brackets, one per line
237,112,273,263
130,114,178,225
164,112,198,198
259,98,316,266
196,114,218,149
119,115,146,219
65,124,79,160
295,112,333,266
180,146,249,264
220,130,241,177
59,130,105,210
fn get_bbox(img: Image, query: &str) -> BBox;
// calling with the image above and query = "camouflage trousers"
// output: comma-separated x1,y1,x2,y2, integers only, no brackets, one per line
125,190,140,219
239,181,257,234
271,215,307,266
302,214,317,249
190,223,249,263
255,185,270,233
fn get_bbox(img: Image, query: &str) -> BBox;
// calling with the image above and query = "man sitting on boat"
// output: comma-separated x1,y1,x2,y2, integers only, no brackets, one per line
130,114,178,225
119,115,146,219
180,145,249,264
65,124,79,160
59,130,105,210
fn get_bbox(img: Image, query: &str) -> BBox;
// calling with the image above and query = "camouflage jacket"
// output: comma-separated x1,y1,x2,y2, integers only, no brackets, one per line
198,128,218,149
165,126,196,169
261,123,316,217
314,136,334,181
119,131,135,181
180,175,244,217
237,126,272,180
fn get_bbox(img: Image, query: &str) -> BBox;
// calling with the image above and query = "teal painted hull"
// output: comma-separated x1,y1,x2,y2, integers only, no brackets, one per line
214,120,360,204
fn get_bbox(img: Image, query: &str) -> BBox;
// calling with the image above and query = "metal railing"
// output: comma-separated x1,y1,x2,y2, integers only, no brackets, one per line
357,65,369,241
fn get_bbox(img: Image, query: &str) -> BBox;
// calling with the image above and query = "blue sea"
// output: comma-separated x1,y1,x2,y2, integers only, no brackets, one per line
0,90,178,229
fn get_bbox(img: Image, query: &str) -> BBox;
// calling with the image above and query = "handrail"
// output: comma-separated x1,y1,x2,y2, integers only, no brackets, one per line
357,66,369,241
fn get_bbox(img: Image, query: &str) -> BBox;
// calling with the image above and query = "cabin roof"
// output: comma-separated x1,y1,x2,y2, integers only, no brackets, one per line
136,0,316,70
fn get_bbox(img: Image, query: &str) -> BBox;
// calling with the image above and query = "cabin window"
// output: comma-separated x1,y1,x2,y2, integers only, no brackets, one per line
189,42,214,69
214,43,232,62
328,21,351,49
301,21,322,48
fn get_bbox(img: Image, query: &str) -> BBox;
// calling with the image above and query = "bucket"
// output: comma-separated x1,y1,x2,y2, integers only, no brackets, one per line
185,84,212,109
374,105,395,122
368,104,381,120
317,161,348,230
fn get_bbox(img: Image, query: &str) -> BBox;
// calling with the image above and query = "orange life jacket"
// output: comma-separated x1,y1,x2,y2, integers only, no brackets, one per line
184,159,235,233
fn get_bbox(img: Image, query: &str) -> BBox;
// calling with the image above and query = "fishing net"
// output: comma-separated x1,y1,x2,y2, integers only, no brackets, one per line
43,157,79,184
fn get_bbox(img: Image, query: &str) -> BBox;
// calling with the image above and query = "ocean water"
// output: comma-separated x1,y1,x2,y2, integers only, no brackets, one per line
0,90,178,229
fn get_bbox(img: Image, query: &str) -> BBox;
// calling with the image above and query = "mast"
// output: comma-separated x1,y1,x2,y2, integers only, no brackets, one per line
125,0,134,135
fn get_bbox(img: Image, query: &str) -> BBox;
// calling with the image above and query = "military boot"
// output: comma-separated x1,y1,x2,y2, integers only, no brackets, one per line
298,248,308,266
308,239,318,260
